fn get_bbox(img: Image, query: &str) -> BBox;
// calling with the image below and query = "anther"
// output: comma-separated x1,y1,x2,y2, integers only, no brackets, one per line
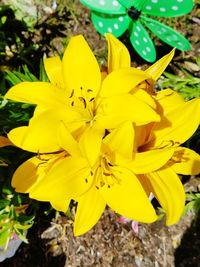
69,89,74,98
89,97,95,102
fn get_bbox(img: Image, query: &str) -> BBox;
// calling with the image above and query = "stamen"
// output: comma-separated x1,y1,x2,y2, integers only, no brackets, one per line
89,97,95,102
78,97,87,108
69,89,74,98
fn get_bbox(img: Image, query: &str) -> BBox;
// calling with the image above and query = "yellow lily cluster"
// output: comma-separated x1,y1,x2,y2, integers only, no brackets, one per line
5,34,200,236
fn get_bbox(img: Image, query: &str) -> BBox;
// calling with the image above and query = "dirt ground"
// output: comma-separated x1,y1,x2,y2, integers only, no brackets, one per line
1,0,200,266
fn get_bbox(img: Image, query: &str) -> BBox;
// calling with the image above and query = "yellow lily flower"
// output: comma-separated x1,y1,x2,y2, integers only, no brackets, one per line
5,35,159,153
12,122,161,236
126,89,200,226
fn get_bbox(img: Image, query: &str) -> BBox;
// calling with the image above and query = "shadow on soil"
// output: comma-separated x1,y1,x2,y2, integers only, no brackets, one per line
175,213,200,267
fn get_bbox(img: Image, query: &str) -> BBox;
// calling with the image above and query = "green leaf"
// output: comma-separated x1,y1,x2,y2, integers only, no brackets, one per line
0,199,10,210
0,226,10,247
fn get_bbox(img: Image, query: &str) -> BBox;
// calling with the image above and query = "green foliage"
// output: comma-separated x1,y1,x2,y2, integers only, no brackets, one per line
184,192,200,220
158,59,200,101
0,59,49,248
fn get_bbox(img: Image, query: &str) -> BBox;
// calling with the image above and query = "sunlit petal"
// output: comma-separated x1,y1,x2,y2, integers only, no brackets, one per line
170,147,200,175
50,198,70,213
74,187,106,236
105,33,130,73
100,68,151,97
145,49,175,81
125,148,174,174
8,109,64,153
30,156,92,200
62,35,101,97
5,82,67,107
79,126,104,166
148,98,200,147
155,89,185,114
44,56,65,89
12,156,45,193
103,121,134,160
147,167,185,225
100,166,157,222
97,94,160,128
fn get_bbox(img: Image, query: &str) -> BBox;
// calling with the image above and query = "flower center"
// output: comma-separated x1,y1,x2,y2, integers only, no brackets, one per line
93,155,120,190
127,6,141,20
68,86,96,121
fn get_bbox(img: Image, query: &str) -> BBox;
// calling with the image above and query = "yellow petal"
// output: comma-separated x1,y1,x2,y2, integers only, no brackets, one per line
145,49,175,81
12,156,43,193
147,167,185,225
79,126,104,166
97,94,160,128
103,121,134,160
62,35,101,97
149,98,200,147
50,198,70,213
155,89,185,114
105,33,130,73
100,166,157,223
134,89,157,109
74,187,106,236
5,82,67,107
170,147,200,175
44,56,65,89
58,122,81,156
12,154,58,192
100,68,151,97
0,136,13,147
125,148,174,174
30,156,92,200
8,110,63,153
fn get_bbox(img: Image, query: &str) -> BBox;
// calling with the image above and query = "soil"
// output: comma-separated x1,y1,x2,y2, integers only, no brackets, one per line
0,0,200,266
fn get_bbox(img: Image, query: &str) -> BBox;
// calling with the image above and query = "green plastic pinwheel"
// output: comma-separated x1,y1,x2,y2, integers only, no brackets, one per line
80,0,193,62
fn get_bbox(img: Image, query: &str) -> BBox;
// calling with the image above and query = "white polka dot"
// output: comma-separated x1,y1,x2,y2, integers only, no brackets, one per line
172,35,178,40
142,50,147,55
172,6,178,10
118,16,124,22
167,37,171,42
150,23,154,27
157,30,162,34
177,42,183,46
146,47,151,52
134,32,139,37
99,0,105,6
98,21,103,27
161,28,167,32
112,0,118,6
145,5,152,10
151,0,158,3
114,23,119,29
177,0,183,2
136,26,141,32
143,37,148,43
160,7,166,12
135,40,140,45
108,27,112,32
